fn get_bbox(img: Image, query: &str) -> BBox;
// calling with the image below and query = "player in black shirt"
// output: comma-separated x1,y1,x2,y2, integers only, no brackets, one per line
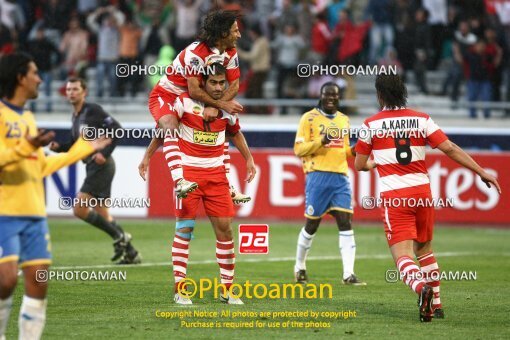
50,77,141,264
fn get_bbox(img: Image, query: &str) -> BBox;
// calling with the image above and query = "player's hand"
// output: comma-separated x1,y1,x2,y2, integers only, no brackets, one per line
321,133,331,145
89,136,111,151
350,145,356,156
366,159,377,170
203,107,219,122
138,156,149,181
219,100,243,114
479,171,502,194
92,152,106,165
27,129,55,148
49,141,60,151
246,158,256,183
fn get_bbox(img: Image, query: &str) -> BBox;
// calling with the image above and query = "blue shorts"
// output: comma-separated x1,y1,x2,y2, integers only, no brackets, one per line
305,171,353,219
0,217,52,268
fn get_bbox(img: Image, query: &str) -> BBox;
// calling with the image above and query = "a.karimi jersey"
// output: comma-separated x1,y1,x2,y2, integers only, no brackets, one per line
355,108,448,197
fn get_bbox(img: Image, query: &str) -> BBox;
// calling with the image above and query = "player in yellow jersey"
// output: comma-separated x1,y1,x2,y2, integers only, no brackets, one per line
293,82,375,285
0,53,109,340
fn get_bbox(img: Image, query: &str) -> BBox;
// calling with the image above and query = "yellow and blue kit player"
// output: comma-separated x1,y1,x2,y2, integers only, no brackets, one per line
293,82,366,286
0,99,97,267
0,53,108,340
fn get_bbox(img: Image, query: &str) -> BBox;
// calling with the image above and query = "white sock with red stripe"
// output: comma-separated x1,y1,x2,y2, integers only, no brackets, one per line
223,142,231,183
418,252,441,309
0,296,13,338
339,230,356,280
172,235,190,292
163,137,183,183
216,239,235,294
295,227,314,272
396,256,427,294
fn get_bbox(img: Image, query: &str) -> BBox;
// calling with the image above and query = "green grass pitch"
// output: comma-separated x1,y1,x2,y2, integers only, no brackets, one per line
5,219,510,339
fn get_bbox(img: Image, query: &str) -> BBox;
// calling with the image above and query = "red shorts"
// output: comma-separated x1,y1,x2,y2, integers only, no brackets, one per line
175,172,234,218
148,85,178,123
381,192,435,247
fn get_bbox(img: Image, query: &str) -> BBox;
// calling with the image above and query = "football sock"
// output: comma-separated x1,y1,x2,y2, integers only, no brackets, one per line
216,239,235,294
223,142,231,183
84,211,122,240
295,227,315,272
339,230,356,280
418,252,442,309
163,137,183,182
110,220,127,237
0,296,13,337
397,256,427,294
172,234,190,293
18,295,46,340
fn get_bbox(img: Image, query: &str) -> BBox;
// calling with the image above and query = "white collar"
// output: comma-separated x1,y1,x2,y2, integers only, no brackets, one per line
210,45,226,55
317,107,337,118
382,106,406,111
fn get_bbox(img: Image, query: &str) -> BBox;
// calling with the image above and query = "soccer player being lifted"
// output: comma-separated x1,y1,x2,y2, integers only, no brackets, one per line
139,10,250,204
293,82,374,286
156,63,256,305
49,77,141,264
354,74,501,322
0,53,110,340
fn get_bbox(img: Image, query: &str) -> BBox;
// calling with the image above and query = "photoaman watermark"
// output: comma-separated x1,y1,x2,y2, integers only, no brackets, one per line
385,269,477,283
177,278,333,299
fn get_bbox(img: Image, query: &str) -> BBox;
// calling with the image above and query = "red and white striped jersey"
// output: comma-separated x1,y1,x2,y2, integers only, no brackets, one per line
172,93,240,175
355,108,448,197
156,41,240,96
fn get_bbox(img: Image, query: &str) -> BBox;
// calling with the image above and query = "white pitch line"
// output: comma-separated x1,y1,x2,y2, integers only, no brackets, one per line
50,251,506,271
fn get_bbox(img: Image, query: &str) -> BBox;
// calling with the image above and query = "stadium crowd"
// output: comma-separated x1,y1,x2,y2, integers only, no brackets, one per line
2,0,510,117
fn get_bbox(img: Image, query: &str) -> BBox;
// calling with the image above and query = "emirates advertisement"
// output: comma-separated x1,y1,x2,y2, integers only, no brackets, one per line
148,150,510,225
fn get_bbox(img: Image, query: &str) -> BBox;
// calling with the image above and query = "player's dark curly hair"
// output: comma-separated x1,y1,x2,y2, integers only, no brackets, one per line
0,52,34,99
198,10,239,47
375,74,408,109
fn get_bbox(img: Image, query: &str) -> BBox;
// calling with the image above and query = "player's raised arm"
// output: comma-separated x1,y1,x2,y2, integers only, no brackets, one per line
220,78,240,101
436,140,501,193
41,137,111,178
0,127,53,167
188,77,243,114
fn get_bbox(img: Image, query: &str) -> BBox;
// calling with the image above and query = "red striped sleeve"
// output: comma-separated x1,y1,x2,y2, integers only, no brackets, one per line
427,129,448,148
355,140,372,155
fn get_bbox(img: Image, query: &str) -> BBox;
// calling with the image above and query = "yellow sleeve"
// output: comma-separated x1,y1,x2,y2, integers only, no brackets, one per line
0,136,38,167
40,138,95,177
294,115,323,157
